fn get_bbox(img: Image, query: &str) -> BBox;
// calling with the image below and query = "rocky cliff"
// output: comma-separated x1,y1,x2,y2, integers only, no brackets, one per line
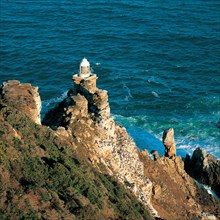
141,153,219,219
0,81,152,220
185,147,220,198
0,76,220,220
43,74,157,216
0,80,41,125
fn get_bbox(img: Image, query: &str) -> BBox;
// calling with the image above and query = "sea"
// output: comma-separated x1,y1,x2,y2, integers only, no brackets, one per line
1,0,220,159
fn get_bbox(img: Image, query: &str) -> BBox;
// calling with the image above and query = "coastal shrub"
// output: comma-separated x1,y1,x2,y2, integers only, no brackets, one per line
99,173,115,194
83,186,103,209
114,185,125,199
0,204,39,220
13,137,21,146
39,191,52,202
73,183,83,194
48,163,71,190
2,108,36,137
18,209,39,220
0,147,9,166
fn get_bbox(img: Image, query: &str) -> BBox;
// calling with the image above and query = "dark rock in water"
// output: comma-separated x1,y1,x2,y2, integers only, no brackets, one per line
162,128,176,158
184,154,191,171
185,147,220,198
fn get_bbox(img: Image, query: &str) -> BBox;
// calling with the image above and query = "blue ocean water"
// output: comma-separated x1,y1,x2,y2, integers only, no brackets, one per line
1,0,220,158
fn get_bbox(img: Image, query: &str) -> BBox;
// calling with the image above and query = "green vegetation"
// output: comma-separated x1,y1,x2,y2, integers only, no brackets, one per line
0,98,152,220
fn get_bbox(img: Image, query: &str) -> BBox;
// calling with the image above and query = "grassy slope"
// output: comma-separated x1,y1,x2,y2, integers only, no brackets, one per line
0,98,152,220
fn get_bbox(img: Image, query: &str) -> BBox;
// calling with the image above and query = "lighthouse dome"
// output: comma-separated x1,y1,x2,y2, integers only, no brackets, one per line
79,58,91,78
80,58,90,67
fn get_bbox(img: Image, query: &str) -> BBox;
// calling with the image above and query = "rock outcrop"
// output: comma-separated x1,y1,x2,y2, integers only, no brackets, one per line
162,128,176,158
0,80,41,125
185,147,220,198
43,74,158,216
140,153,220,220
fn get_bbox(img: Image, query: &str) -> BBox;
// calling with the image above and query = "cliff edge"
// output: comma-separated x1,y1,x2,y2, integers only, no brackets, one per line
0,68,219,219
0,80,41,125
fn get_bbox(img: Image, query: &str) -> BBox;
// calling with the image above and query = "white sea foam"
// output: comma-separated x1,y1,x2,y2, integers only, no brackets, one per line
113,114,220,159
123,83,133,99
43,91,67,107
194,180,220,201
177,145,191,149
151,91,160,98
147,75,172,92
41,91,68,118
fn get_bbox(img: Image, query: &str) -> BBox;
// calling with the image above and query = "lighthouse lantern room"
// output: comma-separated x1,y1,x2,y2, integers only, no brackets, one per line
72,58,97,93
79,58,91,78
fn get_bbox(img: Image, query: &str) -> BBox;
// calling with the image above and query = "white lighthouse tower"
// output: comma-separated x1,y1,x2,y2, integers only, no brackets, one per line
72,58,97,93
79,58,91,78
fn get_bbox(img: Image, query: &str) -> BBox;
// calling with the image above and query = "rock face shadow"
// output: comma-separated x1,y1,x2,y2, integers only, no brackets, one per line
184,147,220,199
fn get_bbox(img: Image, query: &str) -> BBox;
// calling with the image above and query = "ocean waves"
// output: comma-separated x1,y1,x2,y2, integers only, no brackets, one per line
114,114,220,159
1,0,219,158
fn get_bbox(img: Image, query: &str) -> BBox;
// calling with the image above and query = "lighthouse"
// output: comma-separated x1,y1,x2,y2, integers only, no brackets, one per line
72,58,97,93
79,58,91,78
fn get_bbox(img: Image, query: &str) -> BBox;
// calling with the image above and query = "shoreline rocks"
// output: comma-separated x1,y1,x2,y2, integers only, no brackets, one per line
184,147,220,198
162,128,176,158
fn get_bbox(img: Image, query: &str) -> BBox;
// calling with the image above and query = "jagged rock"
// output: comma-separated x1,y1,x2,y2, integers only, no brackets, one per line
152,184,161,199
0,80,41,124
71,94,88,117
162,128,176,158
93,89,108,110
151,150,160,161
185,147,220,198
54,126,70,137
141,155,220,220
72,74,97,94
140,149,151,160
